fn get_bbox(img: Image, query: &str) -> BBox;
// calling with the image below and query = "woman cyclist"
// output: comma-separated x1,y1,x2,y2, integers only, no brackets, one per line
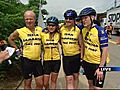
60,9,83,89
41,16,61,89
79,7,110,89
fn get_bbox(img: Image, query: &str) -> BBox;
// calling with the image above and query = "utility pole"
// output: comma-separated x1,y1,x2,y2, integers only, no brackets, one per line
114,0,117,7
38,0,45,28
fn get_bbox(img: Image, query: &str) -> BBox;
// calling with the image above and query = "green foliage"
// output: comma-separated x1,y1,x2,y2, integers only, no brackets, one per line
0,0,48,38
29,0,47,6
28,0,48,22
41,0,47,5
41,9,49,15
59,20,64,23
0,0,48,80
0,0,27,38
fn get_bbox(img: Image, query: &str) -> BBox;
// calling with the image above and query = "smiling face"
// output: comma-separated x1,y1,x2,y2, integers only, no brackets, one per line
47,23,57,33
81,16,91,27
64,17,75,27
81,15,95,28
24,11,36,29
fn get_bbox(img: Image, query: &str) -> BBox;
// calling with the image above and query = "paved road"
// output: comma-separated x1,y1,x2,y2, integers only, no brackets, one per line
18,35,120,89
104,35,120,89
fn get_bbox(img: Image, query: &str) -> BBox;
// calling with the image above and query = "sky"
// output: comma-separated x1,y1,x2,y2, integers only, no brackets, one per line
20,0,120,19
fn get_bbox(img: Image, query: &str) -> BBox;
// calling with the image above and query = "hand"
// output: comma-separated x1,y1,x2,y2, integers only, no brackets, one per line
94,68,103,81
0,50,9,63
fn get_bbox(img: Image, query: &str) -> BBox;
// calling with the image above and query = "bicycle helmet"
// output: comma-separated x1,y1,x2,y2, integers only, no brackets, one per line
79,7,96,17
47,16,59,25
64,9,77,19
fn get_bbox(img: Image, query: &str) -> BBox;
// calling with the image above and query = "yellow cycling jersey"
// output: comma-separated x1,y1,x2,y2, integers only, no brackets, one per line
41,32,60,61
17,26,42,60
82,25,110,64
60,25,80,56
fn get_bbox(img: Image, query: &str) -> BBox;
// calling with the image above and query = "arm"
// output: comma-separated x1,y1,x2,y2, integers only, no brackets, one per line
78,32,84,59
58,32,62,56
8,30,19,50
95,47,108,81
95,28,109,81
99,47,108,67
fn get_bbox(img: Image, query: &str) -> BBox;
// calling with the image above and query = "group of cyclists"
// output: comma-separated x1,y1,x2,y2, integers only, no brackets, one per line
0,6,110,90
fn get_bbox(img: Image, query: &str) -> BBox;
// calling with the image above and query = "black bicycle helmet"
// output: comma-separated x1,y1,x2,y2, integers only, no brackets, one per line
64,9,77,19
47,16,59,25
79,7,96,17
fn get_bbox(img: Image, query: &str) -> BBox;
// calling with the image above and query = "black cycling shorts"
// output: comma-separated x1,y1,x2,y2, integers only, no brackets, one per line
43,60,61,75
82,60,106,88
21,57,43,79
63,54,81,76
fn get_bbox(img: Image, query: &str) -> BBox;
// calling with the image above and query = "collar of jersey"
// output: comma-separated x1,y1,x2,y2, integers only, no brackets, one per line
24,26,37,33
64,25,75,31
83,24,97,31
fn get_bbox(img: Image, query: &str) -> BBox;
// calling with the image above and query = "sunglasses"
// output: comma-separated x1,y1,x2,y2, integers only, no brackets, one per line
65,17,74,20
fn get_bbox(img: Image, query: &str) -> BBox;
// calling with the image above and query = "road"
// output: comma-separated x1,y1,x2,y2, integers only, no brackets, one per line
104,35,120,89
18,35,120,89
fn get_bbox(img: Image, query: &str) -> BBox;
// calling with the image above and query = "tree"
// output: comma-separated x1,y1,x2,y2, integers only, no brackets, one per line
41,9,49,15
0,0,48,81
28,0,48,18
0,0,27,39
0,0,48,38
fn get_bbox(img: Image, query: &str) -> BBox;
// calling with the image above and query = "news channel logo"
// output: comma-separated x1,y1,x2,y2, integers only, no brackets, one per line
99,67,120,72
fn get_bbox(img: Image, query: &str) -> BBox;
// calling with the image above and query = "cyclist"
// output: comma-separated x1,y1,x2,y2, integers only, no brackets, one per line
79,7,110,89
8,10,43,89
60,9,83,89
106,23,113,39
41,16,61,89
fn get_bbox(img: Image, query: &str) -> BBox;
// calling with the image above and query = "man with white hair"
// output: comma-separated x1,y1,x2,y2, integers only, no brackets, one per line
8,10,43,89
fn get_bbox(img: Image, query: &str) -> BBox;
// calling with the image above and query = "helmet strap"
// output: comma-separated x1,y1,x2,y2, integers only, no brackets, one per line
89,16,94,29
74,20,76,31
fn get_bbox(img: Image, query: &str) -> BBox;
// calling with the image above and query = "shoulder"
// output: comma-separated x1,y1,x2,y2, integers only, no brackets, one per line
16,27,25,31
60,25,65,29
41,28,48,33
94,25,107,36
36,26,42,31
16,27,28,33
76,24,84,30
59,23,64,29
74,26,81,33
95,25,104,31
60,25,66,32
12,27,25,36
40,28,48,37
